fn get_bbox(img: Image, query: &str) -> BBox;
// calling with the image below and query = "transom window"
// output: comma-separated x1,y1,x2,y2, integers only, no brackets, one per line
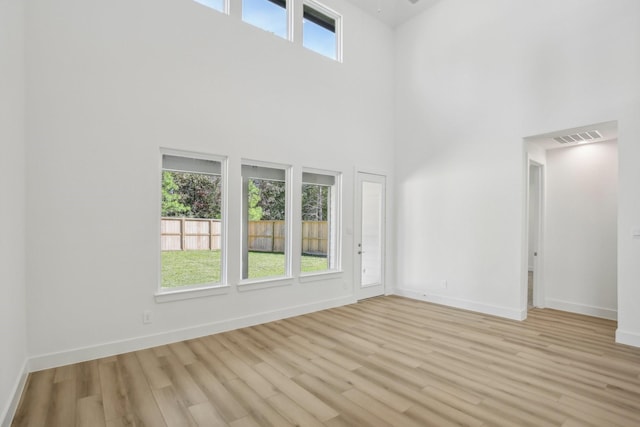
193,0,225,13
303,1,341,61
242,0,288,39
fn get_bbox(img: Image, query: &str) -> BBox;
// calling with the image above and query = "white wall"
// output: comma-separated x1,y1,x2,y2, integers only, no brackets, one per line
0,0,28,423
24,0,395,367
545,141,618,319
13,0,640,383
395,0,640,336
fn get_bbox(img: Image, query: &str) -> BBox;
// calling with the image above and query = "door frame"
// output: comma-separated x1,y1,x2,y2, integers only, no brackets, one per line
526,159,546,310
354,171,387,300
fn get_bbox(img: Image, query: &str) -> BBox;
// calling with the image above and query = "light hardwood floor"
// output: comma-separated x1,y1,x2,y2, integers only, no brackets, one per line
12,296,640,426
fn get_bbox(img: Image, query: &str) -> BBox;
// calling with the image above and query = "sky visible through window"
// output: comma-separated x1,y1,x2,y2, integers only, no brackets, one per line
243,0,288,39
194,0,337,60
243,0,337,59
194,0,223,12
303,14,336,60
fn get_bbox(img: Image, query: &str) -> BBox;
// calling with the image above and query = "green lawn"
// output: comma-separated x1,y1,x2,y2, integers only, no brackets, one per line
161,250,328,288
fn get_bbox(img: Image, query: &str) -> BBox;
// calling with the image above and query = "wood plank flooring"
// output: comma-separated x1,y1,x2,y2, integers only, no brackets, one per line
12,296,640,426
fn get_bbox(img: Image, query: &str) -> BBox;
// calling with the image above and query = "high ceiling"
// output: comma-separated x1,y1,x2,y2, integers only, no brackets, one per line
346,0,440,27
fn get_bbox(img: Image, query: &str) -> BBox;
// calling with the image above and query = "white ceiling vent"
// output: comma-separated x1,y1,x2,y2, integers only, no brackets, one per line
553,130,603,145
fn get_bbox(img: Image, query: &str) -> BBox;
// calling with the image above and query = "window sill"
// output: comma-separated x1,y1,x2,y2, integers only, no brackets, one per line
155,284,230,303
298,270,343,283
237,276,294,292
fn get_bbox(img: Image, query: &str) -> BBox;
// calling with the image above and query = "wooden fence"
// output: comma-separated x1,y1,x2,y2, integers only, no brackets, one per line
301,221,328,255
161,218,221,251
248,220,285,253
161,218,328,255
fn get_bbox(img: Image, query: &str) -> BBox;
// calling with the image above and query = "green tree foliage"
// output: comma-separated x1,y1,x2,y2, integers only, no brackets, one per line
161,171,221,219
163,172,329,222
251,179,286,220
302,184,329,221
246,180,329,221
173,172,222,219
248,180,263,220
162,171,190,217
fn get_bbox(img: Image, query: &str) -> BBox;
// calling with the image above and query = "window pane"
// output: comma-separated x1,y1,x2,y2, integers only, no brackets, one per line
301,184,330,272
193,0,224,12
242,0,287,39
242,165,288,280
303,4,337,60
161,155,223,288
301,171,338,274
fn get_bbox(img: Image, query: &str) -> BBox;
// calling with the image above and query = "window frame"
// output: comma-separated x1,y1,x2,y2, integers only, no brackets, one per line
156,148,229,303
239,159,293,286
300,167,342,277
302,0,343,62
193,0,229,15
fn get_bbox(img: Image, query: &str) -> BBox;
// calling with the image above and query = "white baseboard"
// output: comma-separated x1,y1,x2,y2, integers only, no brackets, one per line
29,296,355,372
616,329,640,348
1,358,29,427
394,288,526,321
545,298,617,320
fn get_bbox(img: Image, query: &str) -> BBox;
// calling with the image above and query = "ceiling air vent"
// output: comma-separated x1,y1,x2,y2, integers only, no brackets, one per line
553,130,602,145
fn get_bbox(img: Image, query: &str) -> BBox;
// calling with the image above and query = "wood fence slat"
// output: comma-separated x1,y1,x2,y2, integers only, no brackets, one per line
161,218,222,251
161,219,328,255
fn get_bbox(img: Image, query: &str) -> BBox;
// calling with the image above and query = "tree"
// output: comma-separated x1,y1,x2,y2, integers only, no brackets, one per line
248,180,263,220
245,180,328,222
302,184,329,221
252,179,286,220
162,171,190,217
172,172,222,219
161,171,221,219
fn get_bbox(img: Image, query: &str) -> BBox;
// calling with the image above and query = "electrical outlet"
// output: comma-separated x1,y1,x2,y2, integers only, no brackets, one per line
143,310,152,324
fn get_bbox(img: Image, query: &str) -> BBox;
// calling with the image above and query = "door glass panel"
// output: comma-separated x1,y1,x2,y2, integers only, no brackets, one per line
361,181,382,287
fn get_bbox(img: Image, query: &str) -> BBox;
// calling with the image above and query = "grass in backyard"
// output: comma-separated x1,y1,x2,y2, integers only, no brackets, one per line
161,250,329,287
301,254,329,273
161,250,221,288
246,251,286,279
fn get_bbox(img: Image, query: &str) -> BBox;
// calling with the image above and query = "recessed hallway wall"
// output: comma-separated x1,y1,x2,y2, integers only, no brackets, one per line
545,140,618,319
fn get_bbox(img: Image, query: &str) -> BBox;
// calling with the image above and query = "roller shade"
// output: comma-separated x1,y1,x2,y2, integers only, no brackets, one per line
303,172,335,186
303,5,335,33
162,154,221,175
242,164,286,181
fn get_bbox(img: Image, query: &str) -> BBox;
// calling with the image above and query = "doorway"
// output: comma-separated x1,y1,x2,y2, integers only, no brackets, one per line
354,172,386,300
523,120,618,319
528,162,543,309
